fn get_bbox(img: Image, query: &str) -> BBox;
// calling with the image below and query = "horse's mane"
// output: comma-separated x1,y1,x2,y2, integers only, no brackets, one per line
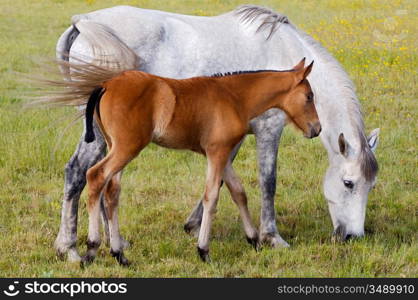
234,5,289,39
294,27,378,180
235,5,378,180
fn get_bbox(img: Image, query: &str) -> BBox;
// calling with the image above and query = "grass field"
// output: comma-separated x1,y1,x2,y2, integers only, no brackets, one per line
0,0,416,277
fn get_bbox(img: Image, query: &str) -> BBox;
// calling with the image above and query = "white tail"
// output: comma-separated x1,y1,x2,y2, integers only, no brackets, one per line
70,20,140,71
28,20,141,108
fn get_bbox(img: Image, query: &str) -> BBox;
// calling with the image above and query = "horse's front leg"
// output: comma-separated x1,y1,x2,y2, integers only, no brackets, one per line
184,139,245,236
251,110,289,247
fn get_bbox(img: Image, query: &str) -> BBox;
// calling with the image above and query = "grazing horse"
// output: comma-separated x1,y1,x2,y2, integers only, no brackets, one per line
54,5,379,262
37,58,320,264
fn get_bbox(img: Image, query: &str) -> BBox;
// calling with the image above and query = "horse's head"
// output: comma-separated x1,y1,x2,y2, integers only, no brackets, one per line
324,129,380,241
283,59,321,139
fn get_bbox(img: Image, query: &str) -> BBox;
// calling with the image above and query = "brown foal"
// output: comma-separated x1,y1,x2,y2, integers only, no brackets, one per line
37,57,320,265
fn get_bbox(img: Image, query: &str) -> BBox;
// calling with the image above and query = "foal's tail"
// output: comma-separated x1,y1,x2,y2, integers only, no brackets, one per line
29,20,141,142
84,87,105,143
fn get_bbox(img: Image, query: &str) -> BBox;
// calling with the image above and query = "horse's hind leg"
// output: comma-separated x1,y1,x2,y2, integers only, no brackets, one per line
184,138,245,236
55,122,130,262
251,111,289,248
55,122,106,262
223,163,259,249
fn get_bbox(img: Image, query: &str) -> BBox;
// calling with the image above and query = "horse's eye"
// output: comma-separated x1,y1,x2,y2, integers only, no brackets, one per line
307,92,314,102
343,180,354,189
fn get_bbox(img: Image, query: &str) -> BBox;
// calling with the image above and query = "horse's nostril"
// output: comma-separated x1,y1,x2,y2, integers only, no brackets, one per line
344,234,353,241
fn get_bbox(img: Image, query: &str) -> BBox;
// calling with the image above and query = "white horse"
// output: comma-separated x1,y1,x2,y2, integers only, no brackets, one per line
54,5,379,262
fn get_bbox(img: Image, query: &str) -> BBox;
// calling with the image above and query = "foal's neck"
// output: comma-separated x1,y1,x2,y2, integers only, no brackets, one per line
218,72,294,121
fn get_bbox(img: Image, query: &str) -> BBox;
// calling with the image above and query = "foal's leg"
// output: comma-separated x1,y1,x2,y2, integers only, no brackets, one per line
55,122,106,262
82,155,112,264
184,139,245,235
251,110,289,247
197,147,231,262
82,145,139,265
103,171,129,265
223,163,259,248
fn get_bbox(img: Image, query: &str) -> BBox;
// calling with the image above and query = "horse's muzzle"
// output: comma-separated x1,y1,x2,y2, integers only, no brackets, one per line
306,122,322,138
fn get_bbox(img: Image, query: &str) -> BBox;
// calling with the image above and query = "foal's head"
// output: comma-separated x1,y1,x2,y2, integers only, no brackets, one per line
282,59,321,139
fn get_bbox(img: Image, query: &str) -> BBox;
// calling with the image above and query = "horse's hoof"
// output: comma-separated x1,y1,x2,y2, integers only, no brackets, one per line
56,249,66,261
67,248,82,263
80,255,95,268
56,246,82,263
261,233,290,248
121,237,131,250
110,250,130,267
119,257,130,266
106,236,130,249
197,247,210,263
246,236,261,251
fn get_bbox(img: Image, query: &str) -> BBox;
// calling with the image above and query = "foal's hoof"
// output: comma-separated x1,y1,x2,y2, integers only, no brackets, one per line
246,236,261,251
110,250,130,267
197,247,211,263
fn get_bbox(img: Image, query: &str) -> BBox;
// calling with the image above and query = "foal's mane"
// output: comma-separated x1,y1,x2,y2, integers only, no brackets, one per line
211,69,293,78
234,5,378,180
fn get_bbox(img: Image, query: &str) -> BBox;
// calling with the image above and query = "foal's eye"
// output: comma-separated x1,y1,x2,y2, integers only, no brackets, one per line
307,92,314,102
343,180,354,189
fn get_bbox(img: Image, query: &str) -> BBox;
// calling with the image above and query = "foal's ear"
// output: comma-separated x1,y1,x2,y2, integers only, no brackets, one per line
303,60,314,79
338,133,353,157
294,60,314,84
367,128,380,153
292,57,306,71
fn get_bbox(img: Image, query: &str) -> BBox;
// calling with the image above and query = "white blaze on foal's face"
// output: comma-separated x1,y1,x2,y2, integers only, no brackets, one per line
323,129,379,240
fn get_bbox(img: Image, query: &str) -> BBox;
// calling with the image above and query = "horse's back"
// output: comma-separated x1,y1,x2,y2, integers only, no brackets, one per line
59,5,276,78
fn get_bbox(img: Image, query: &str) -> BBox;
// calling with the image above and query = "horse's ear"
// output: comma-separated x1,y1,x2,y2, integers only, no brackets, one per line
292,57,306,71
338,133,353,157
367,128,380,153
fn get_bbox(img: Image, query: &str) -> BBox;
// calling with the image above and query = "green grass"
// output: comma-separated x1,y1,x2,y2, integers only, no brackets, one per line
0,0,416,277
